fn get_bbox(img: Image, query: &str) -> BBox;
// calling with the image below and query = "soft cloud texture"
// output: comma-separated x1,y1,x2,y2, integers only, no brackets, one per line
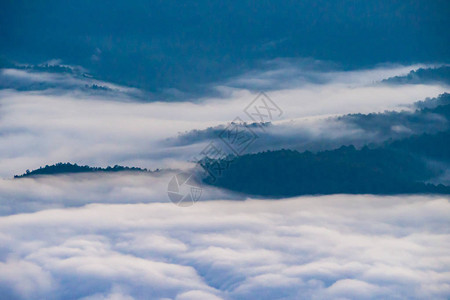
0,63,448,178
0,172,233,216
1,63,449,299
171,93,450,153
0,67,142,98
0,193,449,299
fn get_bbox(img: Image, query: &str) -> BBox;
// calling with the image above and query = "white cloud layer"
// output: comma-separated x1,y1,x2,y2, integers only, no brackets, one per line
0,63,448,178
0,191,449,299
0,172,233,216
1,60,449,298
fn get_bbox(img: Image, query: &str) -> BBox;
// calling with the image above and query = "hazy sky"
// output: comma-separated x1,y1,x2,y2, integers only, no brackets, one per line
1,0,449,96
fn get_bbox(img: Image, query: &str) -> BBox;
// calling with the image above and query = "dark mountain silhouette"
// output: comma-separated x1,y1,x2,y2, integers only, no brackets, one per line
14,162,156,178
202,141,450,197
202,100,450,197
15,97,450,197
382,66,450,85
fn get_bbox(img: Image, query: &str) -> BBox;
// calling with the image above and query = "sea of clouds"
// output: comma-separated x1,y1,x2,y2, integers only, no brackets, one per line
0,174,449,299
1,61,450,299
0,62,448,178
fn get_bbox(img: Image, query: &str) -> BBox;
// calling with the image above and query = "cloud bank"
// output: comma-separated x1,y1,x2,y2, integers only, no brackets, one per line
0,172,234,216
0,194,449,299
0,63,448,178
0,62,449,299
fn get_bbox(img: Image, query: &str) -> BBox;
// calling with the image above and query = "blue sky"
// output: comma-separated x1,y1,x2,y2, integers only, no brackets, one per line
1,0,449,98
